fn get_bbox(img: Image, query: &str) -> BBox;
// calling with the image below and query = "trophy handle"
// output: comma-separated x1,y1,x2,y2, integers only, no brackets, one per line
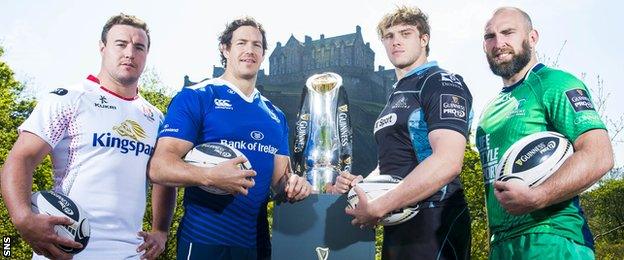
336,86,353,173
293,86,310,176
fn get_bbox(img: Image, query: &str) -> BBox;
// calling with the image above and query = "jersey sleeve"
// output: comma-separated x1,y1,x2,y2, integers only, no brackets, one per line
540,71,606,142
420,72,473,138
276,108,290,156
158,87,207,144
18,88,80,148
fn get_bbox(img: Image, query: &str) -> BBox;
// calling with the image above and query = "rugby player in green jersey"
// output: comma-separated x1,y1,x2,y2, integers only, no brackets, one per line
476,7,614,259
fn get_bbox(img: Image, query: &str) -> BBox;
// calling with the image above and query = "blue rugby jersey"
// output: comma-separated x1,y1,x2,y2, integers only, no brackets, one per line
373,62,473,207
159,78,289,248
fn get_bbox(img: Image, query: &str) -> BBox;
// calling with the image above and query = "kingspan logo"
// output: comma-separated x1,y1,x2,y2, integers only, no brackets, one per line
92,120,154,156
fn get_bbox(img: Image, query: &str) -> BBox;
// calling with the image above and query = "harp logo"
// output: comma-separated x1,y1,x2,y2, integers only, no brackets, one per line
315,247,329,260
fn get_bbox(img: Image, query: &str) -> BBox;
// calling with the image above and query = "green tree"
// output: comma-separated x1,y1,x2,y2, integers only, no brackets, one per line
0,46,54,258
581,178,624,259
460,146,488,260
137,67,182,259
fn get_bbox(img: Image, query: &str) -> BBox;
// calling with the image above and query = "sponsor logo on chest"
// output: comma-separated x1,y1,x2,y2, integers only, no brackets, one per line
92,119,153,156
374,113,397,133
94,95,117,110
214,99,233,110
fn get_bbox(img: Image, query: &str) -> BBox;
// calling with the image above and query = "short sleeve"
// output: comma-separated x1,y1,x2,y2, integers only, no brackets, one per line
276,109,290,156
18,88,79,148
540,71,606,142
158,88,207,144
420,71,473,138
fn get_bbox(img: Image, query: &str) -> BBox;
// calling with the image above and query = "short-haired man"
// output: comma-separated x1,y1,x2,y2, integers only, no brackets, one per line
149,17,311,260
1,14,169,259
339,6,472,259
477,7,614,258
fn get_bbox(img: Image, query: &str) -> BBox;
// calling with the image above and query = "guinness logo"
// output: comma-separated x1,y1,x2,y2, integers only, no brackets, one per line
338,104,348,113
452,96,459,103
576,89,583,96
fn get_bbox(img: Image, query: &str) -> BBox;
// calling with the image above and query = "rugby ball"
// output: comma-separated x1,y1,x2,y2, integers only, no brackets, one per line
30,191,90,254
496,131,574,187
184,142,252,195
347,175,419,226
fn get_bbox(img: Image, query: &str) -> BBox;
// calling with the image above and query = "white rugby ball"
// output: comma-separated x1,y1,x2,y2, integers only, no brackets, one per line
184,142,252,195
31,191,90,254
347,175,419,226
496,131,574,187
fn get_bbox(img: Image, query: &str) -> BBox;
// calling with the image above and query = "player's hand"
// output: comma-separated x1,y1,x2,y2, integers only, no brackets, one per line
15,213,81,259
137,230,167,260
494,180,544,215
284,174,311,202
345,186,383,228
333,171,363,194
204,156,256,195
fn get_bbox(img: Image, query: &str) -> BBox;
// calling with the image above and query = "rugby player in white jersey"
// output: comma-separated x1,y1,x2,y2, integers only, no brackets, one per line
1,14,170,259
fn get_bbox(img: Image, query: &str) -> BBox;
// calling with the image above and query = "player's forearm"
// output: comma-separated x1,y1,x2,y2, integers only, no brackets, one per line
376,152,463,215
1,152,40,226
148,152,206,187
533,132,613,208
150,184,176,233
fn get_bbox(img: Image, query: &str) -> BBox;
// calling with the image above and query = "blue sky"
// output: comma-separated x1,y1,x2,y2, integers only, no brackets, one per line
1,0,622,166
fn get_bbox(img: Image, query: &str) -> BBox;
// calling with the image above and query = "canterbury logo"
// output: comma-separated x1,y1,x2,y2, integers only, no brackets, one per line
315,247,329,260
113,120,147,141
214,99,232,108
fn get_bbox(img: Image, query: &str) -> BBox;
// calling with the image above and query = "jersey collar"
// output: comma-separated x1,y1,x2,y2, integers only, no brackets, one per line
86,75,139,101
501,63,545,93
210,78,259,103
393,61,438,89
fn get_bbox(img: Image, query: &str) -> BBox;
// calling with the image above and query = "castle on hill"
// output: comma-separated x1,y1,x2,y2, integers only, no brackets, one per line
205,26,396,103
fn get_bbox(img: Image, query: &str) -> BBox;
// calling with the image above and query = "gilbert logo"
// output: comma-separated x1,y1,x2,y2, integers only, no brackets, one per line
113,120,147,141
315,247,329,260
214,99,233,109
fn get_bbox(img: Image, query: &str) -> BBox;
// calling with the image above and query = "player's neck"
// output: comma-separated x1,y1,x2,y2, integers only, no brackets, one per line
96,71,139,99
221,71,257,97
503,56,538,87
394,55,428,81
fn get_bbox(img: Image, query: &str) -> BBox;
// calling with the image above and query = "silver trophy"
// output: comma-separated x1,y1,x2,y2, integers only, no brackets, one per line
293,72,352,193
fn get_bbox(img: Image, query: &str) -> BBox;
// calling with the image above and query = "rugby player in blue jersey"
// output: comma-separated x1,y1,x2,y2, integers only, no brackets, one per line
148,17,311,260
336,6,473,260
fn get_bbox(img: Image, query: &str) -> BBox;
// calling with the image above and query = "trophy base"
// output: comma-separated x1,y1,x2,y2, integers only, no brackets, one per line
272,194,376,260
306,167,339,194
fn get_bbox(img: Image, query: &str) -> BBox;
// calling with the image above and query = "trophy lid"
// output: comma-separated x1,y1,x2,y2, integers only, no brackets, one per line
306,72,343,94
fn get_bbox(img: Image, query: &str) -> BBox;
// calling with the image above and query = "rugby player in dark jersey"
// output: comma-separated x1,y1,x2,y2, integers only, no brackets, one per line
338,6,473,260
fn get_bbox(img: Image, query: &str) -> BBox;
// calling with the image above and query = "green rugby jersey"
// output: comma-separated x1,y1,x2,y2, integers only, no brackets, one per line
475,63,606,248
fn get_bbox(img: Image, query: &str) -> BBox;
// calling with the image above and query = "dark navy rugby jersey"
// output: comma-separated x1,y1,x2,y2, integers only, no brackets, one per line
373,61,473,206
159,78,289,248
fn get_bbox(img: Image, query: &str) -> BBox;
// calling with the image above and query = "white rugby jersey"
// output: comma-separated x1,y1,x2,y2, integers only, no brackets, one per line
20,75,162,259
